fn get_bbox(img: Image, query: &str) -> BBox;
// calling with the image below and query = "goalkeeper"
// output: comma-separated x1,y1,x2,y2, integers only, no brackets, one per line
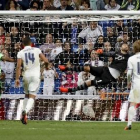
59,43,131,93
0,52,15,97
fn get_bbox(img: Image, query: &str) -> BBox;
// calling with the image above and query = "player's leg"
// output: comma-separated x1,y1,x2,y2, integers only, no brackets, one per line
24,77,40,114
60,78,103,93
43,87,48,95
124,87,140,130
47,86,54,95
21,78,29,124
21,76,40,124
22,80,29,111
59,64,104,77
22,94,29,111
125,102,137,130
60,67,112,93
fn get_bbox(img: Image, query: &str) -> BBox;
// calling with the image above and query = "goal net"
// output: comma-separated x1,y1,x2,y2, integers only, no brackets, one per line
0,11,140,121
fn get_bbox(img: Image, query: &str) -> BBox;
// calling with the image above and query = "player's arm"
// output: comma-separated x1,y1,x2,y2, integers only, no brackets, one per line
54,68,59,78
96,49,115,57
40,68,44,80
1,56,15,62
40,63,45,80
127,58,133,89
15,58,22,87
39,53,49,64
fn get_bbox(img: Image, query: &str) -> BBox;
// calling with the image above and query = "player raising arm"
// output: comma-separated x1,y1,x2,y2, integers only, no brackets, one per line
15,37,48,125
125,40,140,130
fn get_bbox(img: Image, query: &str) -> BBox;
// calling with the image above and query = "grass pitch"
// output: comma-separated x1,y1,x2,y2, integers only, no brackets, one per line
0,121,140,140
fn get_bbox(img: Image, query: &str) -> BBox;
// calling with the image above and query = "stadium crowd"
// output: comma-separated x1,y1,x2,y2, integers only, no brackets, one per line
0,17,140,95
0,0,140,11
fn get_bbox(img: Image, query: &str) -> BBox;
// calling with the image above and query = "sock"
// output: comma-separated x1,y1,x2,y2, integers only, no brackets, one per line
127,106,136,126
22,98,28,111
25,98,34,114
67,66,84,72
69,83,88,92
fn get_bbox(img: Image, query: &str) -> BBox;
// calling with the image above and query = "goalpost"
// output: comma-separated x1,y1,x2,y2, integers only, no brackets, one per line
0,11,140,121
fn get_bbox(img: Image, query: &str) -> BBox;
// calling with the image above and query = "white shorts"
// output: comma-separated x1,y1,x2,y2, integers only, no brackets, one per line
43,86,54,95
128,84,140,103
23,76,40,95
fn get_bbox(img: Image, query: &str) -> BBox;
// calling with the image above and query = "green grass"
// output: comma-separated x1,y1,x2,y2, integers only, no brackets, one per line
0,121,140,140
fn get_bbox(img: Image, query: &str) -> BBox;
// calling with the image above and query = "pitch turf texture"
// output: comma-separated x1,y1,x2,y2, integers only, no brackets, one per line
0,121,140,140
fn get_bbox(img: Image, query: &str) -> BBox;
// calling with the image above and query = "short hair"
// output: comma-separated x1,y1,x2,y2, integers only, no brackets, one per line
133,40,140,53
109,0,117,4
22,37,32,46
63,41,71,48
81,0,90,8
30,0,39,9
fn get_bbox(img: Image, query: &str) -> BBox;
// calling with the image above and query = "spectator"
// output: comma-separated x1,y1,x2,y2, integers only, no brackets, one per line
11,42,22,59
54,41,78,67
28,0,40,10
21,22,39,47
104,41,113,52
76,71,96,95
90,0,105,10
41,61,58,95
0,45,4,52
60,70,78,93
94,35,105,50
16,0,30,10
78,21,103,44
50,39,63,61
57,0,74,10
71,22,82,44
75,44,89,65
10,26,21,44
104,0,120,10
39,22,58,44
40,34,56,60
35,0,43,8
0,49,15,94
5,0,20,10
120,0,139,10
104,27,117,49
132,19,140,42
83,41,94,60
53,0,61,8
113,20,129,37
4,34,12,52
57,22,71,43
0,26,5,45
86,49,104,67
79,0,91,10
70,0,80,10
103,41,113,66
42,0,57,10
115,33,132,52
104,0,123,5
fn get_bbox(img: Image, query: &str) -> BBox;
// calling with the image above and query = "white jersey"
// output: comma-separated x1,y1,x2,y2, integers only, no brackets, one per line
127,52,140,82
43,69,55,87
17,46,41,77
78,26,103,44
128,53,140,103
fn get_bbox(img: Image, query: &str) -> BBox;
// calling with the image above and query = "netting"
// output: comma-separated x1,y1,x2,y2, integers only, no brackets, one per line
0,11,140,121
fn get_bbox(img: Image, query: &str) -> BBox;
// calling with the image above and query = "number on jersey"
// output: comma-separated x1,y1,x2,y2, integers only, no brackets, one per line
137,62,140,75
25,53,35,65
